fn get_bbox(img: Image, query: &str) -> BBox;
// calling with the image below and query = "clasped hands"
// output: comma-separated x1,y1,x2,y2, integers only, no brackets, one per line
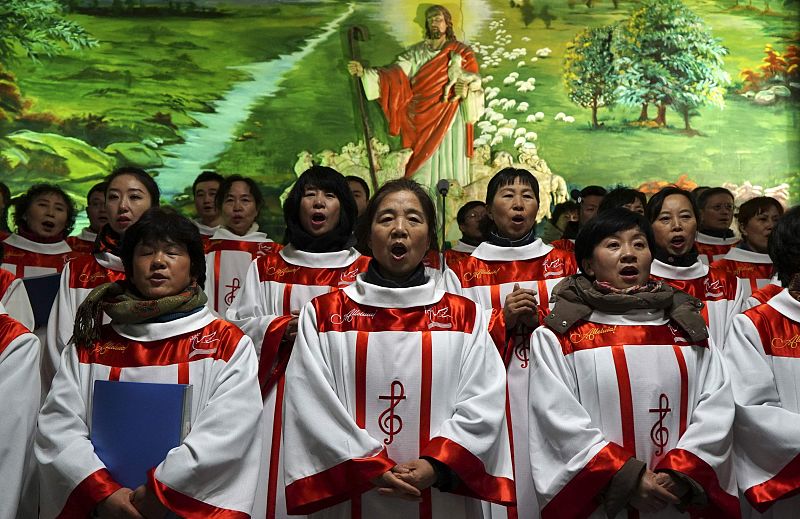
630,469,690,513
371,459,437,501
504,283,538,330
95,485,169,519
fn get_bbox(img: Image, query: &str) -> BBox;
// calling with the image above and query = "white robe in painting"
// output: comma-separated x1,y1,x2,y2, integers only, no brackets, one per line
695,232,738,265
226,245,371,519
0,303,40,519
36,306,263,518
528,310,739,519
43,253,126,389
650,259,747,349
711,248,774,295
204,227,278,317
0,267,34,331
283,275,514,518
725,289,800,518
360,42,484,191
443,239,578,519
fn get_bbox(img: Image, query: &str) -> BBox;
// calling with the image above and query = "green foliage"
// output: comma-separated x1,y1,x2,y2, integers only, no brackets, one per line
612,0,729,129
563,25,617,127
0,0,98,66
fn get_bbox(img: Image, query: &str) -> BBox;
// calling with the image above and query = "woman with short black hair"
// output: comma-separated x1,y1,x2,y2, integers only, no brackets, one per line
725,205,800,517
645,186,746,347
711,196,783,294
444,167,577,518
37,207,263,518
1,183,78,280
529,208,737,518
204,174,278,317
695,187,738,264
227,165,369,519
283,179,512,517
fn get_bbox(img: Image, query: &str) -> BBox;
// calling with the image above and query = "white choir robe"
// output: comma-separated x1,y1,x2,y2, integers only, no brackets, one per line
0,303,41,519
66,228,98,254
1,233,78,278
743,278,782,310
528,310,739,519
0,267,35,331
650,259,746,349
695,232,738,265
283,275,515,518
443,239,578,519
43,253,126,389
204,227,278,317
725,289,800,518
193,219,220,237
711,248,774,295
442,240,477,268
226,245,371,519
36,306,263,518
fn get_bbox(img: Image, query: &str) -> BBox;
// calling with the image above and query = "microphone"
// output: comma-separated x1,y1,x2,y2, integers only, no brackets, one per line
437,179,450,196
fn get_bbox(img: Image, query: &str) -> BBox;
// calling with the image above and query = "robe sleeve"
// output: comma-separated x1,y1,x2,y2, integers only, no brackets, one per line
653,339,739,518
225,258,294,397
1,277,35,332
0,330,40,518
36,344,122,519
43,262,77,388
527,326,632,519
719,278,747,349
420,304,515,505
148,335,263,517
724,313,800,512
462,76,484,124
283,302,395,515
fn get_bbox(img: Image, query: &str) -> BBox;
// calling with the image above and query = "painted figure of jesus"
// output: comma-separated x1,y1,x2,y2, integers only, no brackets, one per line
347,4,484,192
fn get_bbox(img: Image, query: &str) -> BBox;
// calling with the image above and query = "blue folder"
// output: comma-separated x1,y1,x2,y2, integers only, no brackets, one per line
91,380,192,491
22,273,61,329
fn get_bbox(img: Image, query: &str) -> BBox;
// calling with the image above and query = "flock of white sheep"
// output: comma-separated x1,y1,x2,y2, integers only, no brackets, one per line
470,18,574,154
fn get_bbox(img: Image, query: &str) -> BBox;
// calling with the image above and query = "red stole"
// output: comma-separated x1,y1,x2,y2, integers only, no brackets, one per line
377,40,477,176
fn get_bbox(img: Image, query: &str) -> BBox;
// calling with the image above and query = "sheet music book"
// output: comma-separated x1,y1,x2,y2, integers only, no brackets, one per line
22,273,61,329
91,380,192,491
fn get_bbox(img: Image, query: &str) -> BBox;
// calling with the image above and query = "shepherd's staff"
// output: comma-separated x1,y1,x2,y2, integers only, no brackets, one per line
347,25,379,192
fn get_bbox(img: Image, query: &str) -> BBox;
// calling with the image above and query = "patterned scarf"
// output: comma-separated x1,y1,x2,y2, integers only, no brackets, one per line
93,224,122,256
71,281,207,348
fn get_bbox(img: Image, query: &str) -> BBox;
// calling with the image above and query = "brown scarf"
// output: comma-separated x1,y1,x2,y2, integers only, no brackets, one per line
71,281,207,348
544,274,708,342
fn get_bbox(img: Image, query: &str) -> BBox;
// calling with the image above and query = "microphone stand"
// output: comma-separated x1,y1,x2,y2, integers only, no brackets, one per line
436,179,449,272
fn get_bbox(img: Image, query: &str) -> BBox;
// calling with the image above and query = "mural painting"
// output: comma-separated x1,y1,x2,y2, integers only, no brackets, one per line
1,0,797,241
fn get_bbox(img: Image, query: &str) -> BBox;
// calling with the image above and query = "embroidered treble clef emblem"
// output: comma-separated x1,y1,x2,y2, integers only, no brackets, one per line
378,380,406,445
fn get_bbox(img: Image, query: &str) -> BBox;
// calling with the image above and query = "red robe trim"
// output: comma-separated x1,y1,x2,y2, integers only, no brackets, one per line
744,453,800,512
377,41,478,177
147,469,249,519
56,468,121,519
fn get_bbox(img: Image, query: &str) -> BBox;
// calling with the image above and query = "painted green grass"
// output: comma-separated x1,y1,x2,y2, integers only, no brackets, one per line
470,0,798,189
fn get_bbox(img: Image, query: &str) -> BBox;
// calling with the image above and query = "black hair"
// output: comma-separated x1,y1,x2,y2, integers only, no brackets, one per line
571,185,607,203
344,175,370,200
456,200,485,225
0,182,10,233
598,186,647,214
13,183,77,237
283,166,358,250
769,206,800,287
737,196,784,229
215,174,264,211
120,207,206,287
574,207,655,277
485,167,540,205
105,167,161,207
357,178,439,255
552,201,579,225
87,181,109,203
696,187,734,211
193,171,225,193
645,186,698,223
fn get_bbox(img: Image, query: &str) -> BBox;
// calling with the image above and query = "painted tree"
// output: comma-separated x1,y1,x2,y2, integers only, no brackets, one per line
0,0,97,67
613,0,729,131
563,25,617,128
